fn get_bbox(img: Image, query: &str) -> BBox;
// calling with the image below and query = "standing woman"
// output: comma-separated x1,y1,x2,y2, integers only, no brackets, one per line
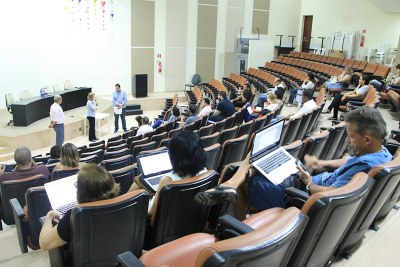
87,92,98,142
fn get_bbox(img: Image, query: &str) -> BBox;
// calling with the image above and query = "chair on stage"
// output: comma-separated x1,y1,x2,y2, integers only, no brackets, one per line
5,93,15,126
20,90,32,101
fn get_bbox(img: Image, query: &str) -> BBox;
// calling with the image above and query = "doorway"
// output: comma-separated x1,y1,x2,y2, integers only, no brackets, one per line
302,15,313,52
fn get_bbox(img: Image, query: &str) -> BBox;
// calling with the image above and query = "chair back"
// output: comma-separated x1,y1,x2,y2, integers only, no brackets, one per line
103,148,130,160
144,129,157,140
217,135,249,172
150,171,219,248
319,122,346,160
204,144,221,170
295,111,313,140
201,132,220,148
288,173,373,267
107,143,128,152
251,115,267,134
298,130,330,162
52,168,79,181
151,132,168,148
219,126,239,145
201,115,210,127
375,179,400,222
68,191,149,267
79,155,99,164
281,116,302,145
132,141,157,162
282,140,303,159
237,120,254,137
126,135,143,147
100,155,134,171
5,93,15,108
109,165,136,193
224,115,235,129
107,135,122,145
168,127,183,138
46,163,59,173
197,207,308,267
122,130,134,139
85,144,105,153
212,120,226,134
64,80,74,90
88,140,105,147
338,157,400,254
0,175,46,225
20,90,32,100
81,149,104,162
199,124,215,137
129,137,149,152
332,128,348,159
306,106,323,134
108,139,127,149
160,138,172,148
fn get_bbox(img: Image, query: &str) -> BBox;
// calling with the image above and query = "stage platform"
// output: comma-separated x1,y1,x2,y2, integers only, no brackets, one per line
0,92,186,161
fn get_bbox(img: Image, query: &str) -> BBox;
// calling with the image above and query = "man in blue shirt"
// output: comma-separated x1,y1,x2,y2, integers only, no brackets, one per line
209,91,235,122
184,104,198,126
112,83,128,133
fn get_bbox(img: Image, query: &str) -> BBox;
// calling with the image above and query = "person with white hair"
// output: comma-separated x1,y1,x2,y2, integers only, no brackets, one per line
49,95,65,146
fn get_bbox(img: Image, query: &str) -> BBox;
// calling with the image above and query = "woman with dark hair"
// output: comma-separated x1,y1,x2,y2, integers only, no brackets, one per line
47,145,61,164
39,164,120,250
287,72,316,107
51,143,81,174
152,106,181,129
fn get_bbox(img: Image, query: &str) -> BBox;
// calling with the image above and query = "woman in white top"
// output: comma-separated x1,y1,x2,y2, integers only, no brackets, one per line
287,72,316,106
370,64,400,92
86,92,98,142
322,66,353,94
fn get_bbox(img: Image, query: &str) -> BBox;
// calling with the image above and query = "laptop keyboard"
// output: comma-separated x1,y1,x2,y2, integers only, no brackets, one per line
147,175,163,186
57,202,77,215
258,150,291,174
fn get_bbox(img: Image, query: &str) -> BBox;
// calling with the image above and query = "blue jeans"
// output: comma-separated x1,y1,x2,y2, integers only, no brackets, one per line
248,175,286,210
152,119,165,129
54,124,64,146
257,93,268,107
288,88,298,104
114,108,127,131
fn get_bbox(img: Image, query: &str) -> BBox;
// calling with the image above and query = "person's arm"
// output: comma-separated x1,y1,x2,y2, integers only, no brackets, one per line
112,92,118,107
39,210,67,251
393,76,400,86
49,108,57,128
297,166,334,194
304,154,347,171
122,91,127,107
88,101,96,112
149,176,172,225
338,73,351,83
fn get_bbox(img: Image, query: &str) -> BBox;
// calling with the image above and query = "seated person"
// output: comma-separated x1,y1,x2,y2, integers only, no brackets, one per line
231,83,253,108
136,116,153,136
198,98,213,119
39,164,120,250
252,92,279,118
197,107,391,219
47,145,61,164
370,64,400,92
322,74,370,120
321,66,353,94
287,89,316,120
209,91,236,122
184,104,198,126
152,106,180,129
287,72,316,107
128,131,207,225
52,143,82,174
257,78,285,107
0,146,50,182
136,115,143,127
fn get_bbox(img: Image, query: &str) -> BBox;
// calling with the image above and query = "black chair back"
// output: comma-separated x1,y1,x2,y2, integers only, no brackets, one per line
298,130,330,162
151,132,168,148
85,144,105,153
107,135,122,145
201,132,220,148
127,135,143,147
219,126,239,145
251,116,267,134
204,144,221,170
217,135,249,172
144,129,157,140
295,111,313,141
319,122,346,160
129,137,150,152
201,115,210,127
237,120,254,137
107,143,128,152
122,130,134,139
108,139,126,149
168,127,183,138
281,116,302,145
52,169,79,181
160,138,172,148
224,115,235,129
212,119,226,134
104,148,130,160
100,155,134,171
109,165,136,193
33,156,50,164
282,140,304,159
199,124,215,137
88,140,105,147
132,141,157,162
80,149,104,162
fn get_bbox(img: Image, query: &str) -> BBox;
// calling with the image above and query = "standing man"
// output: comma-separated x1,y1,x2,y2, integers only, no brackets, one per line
49,95,65,146
112,83,128,133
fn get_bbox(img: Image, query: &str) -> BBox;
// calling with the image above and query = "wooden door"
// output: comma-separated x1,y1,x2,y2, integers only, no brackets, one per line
302,16,313,52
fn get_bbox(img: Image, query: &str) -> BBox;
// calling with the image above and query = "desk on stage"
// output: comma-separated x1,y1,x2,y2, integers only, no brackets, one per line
11,87,92,126
275,46,295,56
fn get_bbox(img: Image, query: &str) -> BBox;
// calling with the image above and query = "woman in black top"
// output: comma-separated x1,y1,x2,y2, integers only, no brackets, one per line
39,164,120,250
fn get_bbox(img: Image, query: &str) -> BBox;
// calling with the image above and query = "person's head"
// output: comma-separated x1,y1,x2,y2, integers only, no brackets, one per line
244,82,251,90
359,74,370,86
169,131,207,178
203,98,210,106
142,116,149,125
54,95,62,105
60,143,80,168
172,106,180,117
345,66,353,74
218,91,227,100
49,145,61,159
344,107,387,157
14,147,33,168
76,164,120,204
87,92,95,101
275,88,284,100
115,83,121,92
274,78,281,86
396,64,400,74
188,104,196,115
267,92,277,104
135,115,143,126
302,89,314,104
307,72,315,82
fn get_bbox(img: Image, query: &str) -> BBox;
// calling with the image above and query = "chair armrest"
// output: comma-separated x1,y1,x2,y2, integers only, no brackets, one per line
391,130,400,135
347,101,364,106
285,187,310,200
10,198,28,253
217,215,254,236
116,252,145,267
390,85,400,89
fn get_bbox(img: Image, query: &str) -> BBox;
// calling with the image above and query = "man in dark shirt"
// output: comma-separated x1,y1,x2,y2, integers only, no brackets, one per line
209,91,236,122
0,147,50,183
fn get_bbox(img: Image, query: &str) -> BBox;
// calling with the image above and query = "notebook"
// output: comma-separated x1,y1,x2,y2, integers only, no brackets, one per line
250,119,299,185
44,174,78,216
137,150,173,193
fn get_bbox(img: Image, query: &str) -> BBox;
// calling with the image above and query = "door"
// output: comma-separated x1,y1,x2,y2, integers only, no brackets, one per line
302,16,313,52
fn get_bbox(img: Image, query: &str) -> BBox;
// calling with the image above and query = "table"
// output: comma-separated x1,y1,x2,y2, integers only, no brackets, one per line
275,46,295,56
10,88,91,126
83,112,111,138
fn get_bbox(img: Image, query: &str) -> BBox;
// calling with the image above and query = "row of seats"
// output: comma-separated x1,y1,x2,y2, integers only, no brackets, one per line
242,68,278,91
261,62,310,88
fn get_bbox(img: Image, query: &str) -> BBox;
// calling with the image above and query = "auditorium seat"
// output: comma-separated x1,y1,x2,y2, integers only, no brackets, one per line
224,115,236,129
298,130,330,163
51,169,79,181
79,154,99,164
10,186,51,253
237,120,254,137
199,124,215,137
281,116,302,145
108,139,127,148
319,121,346,161
107,143,128,152
122,130,134,140
0,175,46,225
160,138,172,148
129,137,150,152
85,144,105,153
282,140,303,159
107,135,122,145
204,144,221,170
103,148,130,160
374,178,400,223
80,149,104,163
200,132,220,148
151,132,168,148
88,140,105,147
144,129,157,140
100,155,134,171
145,170,219,249
132,141,157,162
337,156,400,257
217,135,249,172
219,126,239,145
294,111,313,141
212,119,226,134
200,115,210,127
168,127,183,138
251,115,269,134
109,165,137,193
49,190,149,267
127,135,144,147
45,162,58,173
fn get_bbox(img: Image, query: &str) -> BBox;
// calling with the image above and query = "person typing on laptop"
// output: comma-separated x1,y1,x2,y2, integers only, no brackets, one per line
39,164,120,251
196,107,391,219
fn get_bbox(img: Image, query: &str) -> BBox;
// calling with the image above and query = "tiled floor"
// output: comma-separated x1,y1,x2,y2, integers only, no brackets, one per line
1,92,400,266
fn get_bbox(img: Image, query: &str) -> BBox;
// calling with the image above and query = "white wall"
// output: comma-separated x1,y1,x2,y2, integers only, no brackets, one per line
0,0,131,109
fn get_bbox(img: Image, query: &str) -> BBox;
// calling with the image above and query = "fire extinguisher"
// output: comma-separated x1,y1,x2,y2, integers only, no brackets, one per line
359,34,365,48
156,60,162,73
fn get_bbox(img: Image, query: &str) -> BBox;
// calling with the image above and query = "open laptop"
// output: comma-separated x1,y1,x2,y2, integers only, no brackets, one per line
250,119,299,185
137,150,173,193
44,174,78,216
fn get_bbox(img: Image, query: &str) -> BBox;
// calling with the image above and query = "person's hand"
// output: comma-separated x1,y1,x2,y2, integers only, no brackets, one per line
304,154,322,170
118,104,122,108
341,95,347,101
296,166,312,185
45,210,61,223
0,165,5,175
48,124,53,128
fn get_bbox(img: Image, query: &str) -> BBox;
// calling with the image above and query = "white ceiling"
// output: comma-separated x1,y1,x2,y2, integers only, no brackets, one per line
370,0,400,13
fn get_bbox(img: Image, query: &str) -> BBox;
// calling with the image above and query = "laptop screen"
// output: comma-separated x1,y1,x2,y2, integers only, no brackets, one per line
138,150,172,177
44,174,78,209
252,119,284,156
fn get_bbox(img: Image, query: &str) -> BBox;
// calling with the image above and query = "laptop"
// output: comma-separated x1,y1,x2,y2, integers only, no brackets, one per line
137,150,173,193
250,119,299,185
44,174,78,216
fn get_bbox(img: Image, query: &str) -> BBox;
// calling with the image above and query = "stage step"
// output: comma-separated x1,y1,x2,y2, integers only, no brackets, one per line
126,104,143,116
